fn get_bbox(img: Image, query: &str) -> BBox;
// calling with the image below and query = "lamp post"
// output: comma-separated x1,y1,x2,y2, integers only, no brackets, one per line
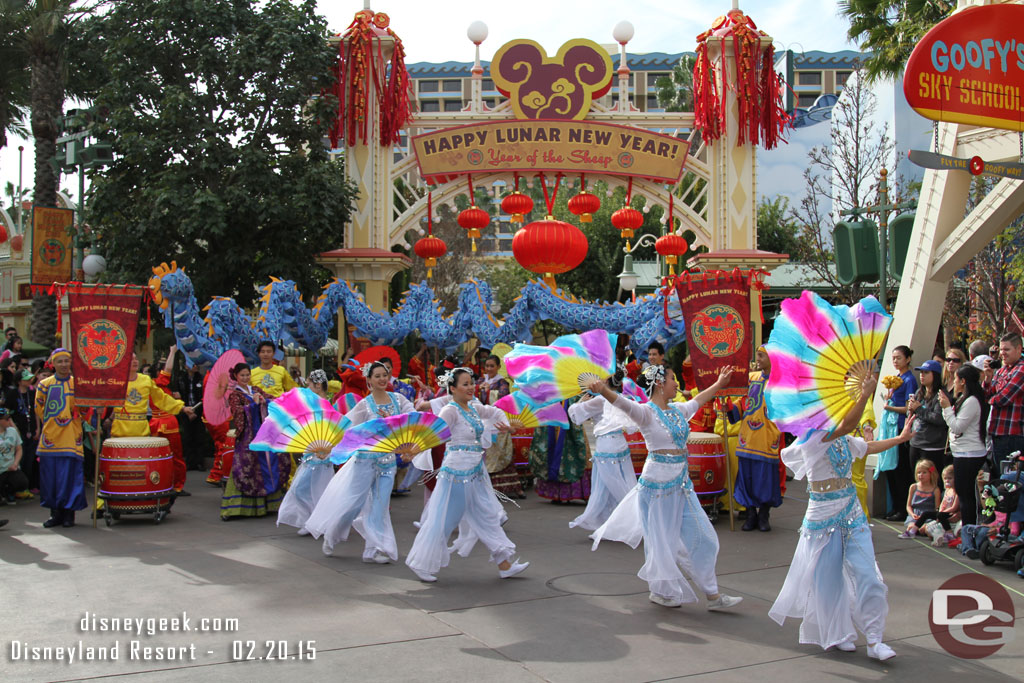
467,21,488,113
612,21,634,112
617,233,657,300
17,145,24,235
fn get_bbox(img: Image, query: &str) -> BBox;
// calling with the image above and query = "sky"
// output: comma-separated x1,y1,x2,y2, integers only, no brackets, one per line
0,0,859,225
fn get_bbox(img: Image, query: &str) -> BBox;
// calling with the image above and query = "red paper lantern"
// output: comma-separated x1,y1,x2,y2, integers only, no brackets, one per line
567,191,601,223
611,206,643,240
414,235,447,279
10,234,22,252
512,217,589,289
501,191,533,223
0,225,7,244
457,205,489,252
655,233,689,275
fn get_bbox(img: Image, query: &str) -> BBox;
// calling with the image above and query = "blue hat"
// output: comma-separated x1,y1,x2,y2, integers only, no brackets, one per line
915,359,943,374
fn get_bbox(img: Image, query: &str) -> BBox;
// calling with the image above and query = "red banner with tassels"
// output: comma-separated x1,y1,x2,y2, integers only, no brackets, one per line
30,206,74,288
669,269,766,392
63,283,149,408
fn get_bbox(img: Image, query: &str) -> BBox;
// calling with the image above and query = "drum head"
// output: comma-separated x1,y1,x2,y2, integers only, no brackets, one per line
687,431,723,443
103,436,171,448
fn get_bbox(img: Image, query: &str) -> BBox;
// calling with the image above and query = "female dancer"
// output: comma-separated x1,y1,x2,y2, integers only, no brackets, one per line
567,372,637,530
476,355,525,498
276,371,335,535
304,361,414,563
220,363,289,520
769,374,913,660
588,365,742,610
406,368,527,583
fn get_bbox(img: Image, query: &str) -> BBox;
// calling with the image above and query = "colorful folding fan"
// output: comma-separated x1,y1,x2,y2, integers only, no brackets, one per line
250,388,349,456
504,330,618,404
494,392,570,429
764,291,891,434
334,392,362,415
620,377,649,403
329,412,451,464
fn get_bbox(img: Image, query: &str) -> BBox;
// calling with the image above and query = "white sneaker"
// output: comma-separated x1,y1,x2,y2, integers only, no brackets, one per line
867,642,895,661
649,593,683,608
706,594,743,611
297,528,311,536
499,560,529,578
372,550,391,564
411,567,437,582
835,639,857,652
322,539,334,556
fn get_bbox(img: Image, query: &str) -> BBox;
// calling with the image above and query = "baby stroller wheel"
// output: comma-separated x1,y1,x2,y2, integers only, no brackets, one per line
1014,548,1024,572
979,538,996,566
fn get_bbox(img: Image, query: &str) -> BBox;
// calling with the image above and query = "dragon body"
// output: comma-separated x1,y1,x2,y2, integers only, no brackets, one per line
149,262,686,367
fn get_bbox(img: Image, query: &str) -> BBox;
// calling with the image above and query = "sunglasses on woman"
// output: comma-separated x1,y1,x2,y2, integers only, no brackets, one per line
945,358,962,363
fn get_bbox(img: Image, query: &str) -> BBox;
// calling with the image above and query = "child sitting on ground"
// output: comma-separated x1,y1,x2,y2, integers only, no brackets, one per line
899,459,941,539
916,465,960,546
961,477,1005,559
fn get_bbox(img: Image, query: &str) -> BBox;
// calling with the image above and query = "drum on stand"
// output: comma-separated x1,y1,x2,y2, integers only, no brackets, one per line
687,432,727,521
511,428,534,489
98,436,175,525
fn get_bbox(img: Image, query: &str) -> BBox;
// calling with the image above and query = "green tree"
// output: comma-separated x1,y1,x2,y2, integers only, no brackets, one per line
81,0,356,307
757,195,812,261
839,0,954,83
0,1,31,151
655,55,695,112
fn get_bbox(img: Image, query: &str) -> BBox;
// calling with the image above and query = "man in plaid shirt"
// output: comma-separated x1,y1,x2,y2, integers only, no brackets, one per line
984,332,1024,466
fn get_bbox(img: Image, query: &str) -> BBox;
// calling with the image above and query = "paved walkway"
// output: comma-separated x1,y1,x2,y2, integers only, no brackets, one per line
2,473,1023,682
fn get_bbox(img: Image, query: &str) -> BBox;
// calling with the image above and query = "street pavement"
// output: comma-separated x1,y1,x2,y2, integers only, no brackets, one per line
2,473,1023,682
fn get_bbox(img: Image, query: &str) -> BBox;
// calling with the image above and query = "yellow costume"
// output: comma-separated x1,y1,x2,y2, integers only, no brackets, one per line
250,365,296,398
111,374,185,437
36,375,83,457
851,397,875,521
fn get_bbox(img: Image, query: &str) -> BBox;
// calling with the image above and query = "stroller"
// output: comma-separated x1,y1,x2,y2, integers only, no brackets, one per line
979,451,1024,569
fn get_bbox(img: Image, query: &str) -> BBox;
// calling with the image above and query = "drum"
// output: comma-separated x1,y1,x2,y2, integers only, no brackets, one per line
98,436,175,524
511,428,535,489
687,432,727,519
625,431,647,476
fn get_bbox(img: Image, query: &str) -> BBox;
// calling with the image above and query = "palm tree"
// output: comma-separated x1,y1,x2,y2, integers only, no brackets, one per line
0,1,31,150
8,0,96,347
839,0,954,83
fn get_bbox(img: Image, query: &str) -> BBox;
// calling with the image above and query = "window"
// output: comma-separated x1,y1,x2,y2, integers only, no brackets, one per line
498,239,513,252
482,78,494,90
797,71,822,86
418,80,438,93
646,95,661,110
835,71,851,86
444,100,462,112
797,94,818,108
442,79,461,92
420,100,440,112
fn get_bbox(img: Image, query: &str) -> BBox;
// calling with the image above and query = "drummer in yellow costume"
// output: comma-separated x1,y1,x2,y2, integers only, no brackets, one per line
250,341,296,398
105,354,192,438
728,346,784,532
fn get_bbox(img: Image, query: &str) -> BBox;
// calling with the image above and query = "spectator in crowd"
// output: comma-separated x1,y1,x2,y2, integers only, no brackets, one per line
942,348,967,396
968,339,989,361
940,364,990,525
906,359,949,469
0,408,28,504
175,361,206,471
983,332,1024,467
13,369,38,496
881,345,918,521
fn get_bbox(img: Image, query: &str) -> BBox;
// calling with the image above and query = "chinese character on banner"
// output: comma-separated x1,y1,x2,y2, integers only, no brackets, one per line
30,206,74,288
671,269,767,394
64,284,148,408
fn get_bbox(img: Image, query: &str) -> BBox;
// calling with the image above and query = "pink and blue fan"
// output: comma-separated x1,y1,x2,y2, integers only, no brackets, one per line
504,330,617,405
250,388,349,457
494,392,570,429
334,392,361,415
620,377,649,403
764,291,891,434
330,412,451,464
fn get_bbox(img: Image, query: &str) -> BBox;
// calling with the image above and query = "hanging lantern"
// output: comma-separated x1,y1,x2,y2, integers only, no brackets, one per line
655,234,688,275
611,207,643,240
0,225,7,244
568,191,600,223
457,205,489,252
513,217,588,290
414,236,447,279
501,192,533,223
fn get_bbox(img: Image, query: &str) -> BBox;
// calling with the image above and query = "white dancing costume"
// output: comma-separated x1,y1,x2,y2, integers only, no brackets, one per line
304,392,414,561
406,401,516,576
592,397,722,605
768,431,889,649
276,453,334,530
567,397,638,530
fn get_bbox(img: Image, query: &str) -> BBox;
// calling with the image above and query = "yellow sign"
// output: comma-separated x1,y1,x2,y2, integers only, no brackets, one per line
412,120,689,183
30,205,74,287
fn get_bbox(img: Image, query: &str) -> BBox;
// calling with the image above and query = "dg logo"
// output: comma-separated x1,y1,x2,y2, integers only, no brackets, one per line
929,573,1015,658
